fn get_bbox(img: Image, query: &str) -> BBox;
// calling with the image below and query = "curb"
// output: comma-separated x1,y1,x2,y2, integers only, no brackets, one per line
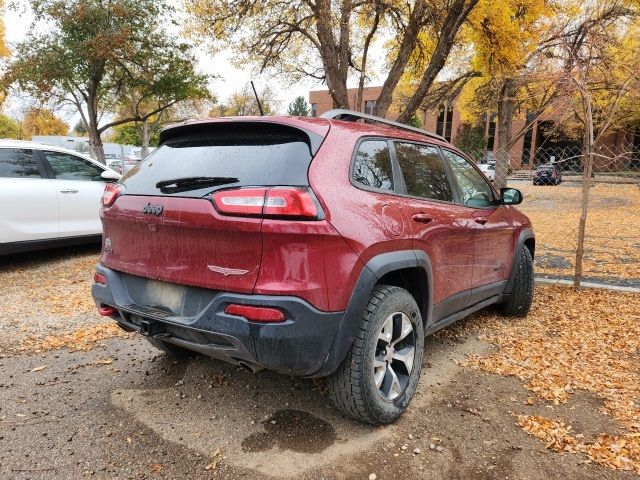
535,276,640,294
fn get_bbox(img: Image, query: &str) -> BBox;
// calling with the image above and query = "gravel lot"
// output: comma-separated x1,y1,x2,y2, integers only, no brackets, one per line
0,244,106,354
2,326,634,479
1,245,639,478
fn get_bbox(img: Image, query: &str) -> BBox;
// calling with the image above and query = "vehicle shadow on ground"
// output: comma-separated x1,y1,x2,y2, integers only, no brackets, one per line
109,325,487,478
0,243,101,270
112,345,384,477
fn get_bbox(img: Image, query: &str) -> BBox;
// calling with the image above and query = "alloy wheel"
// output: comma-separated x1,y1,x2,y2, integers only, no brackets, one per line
373,312,416,401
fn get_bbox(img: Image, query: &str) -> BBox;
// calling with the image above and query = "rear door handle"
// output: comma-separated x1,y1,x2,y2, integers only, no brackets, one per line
412,213,434,224
59,189,79,194
475,218,488,225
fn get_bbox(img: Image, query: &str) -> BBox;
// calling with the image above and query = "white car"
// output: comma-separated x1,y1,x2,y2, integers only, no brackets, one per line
478,163,496,182
0,140,121,255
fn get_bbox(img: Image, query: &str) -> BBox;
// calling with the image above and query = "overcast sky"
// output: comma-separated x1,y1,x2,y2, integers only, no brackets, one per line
2,2,324,122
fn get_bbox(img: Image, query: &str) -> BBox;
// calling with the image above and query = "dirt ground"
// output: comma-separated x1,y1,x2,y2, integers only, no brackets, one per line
1,246,639,479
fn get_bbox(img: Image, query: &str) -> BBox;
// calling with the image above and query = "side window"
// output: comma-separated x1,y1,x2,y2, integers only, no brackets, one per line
442,150,495,208
352,140,394,191
42,151,104,181
0,148,42,178
395,142,453,202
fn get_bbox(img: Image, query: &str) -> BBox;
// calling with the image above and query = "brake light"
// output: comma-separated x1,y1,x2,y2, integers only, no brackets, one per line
94,272,107,284
224,304,286,322
211,187,321,219
101,184,123,207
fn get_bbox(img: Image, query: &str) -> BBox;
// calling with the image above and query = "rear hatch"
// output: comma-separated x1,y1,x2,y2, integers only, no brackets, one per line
99,120,329,293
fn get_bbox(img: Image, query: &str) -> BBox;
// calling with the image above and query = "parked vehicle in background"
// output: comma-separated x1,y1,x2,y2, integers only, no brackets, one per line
533,163,562,185
106,157,139,175
92,110,534,425
478,163,496,181
0,140,120,255
106,159,124,173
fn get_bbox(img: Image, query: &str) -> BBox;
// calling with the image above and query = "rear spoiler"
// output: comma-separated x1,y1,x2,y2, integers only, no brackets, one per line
159,119,327,156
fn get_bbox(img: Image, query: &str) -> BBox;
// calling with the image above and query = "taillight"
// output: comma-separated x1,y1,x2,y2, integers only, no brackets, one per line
212,187,267,216
101,184,123,207
224,304,286,323
94,272,106,284
211,187,321,219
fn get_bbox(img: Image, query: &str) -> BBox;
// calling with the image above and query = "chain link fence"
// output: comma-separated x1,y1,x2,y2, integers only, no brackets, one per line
469,144,640,287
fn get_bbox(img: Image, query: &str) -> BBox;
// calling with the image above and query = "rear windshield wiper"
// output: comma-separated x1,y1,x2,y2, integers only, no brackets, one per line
156,176,239,193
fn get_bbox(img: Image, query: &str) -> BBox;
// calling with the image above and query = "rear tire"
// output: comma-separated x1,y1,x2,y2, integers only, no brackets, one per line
147,338,194,358
327,285,424,424
498,247,534,317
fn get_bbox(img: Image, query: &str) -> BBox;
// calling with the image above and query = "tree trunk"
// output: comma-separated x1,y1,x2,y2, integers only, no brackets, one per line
395,0,479,122
573,90,595,288
373,0,426,117
140,120,150,159
314,0,350,108
494,78,517,190
86,69,106,164
87,110,106,165
354,8,381,112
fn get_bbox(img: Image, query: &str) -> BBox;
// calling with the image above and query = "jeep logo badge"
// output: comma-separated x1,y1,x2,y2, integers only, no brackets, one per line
142,203,163,216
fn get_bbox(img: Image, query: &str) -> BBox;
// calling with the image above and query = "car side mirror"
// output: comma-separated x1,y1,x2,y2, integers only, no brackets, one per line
500,187,522,205
101,169,121,182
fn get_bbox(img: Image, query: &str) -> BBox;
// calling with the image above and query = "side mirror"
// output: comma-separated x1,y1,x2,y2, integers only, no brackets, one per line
500,187,522,205
101,169,121,182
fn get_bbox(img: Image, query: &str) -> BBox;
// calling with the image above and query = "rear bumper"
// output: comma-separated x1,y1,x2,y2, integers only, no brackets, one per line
91,266,345,377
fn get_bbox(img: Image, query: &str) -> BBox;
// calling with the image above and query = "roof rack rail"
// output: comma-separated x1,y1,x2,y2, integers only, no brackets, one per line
320,109,446,142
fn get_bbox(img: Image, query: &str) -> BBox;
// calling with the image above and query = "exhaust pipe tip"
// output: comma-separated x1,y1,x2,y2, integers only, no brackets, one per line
238,361,264,373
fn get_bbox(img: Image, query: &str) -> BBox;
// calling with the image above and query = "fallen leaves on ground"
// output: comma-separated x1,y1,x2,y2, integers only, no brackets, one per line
518,415,640,473
17,323,130,354
462,285,640,474
0,250,99,320
205,448,223,471
518,183,640,281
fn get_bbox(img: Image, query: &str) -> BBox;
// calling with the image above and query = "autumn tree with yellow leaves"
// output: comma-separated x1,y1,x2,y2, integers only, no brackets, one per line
184,0,479,120
456,0,561,188
20,107,69,139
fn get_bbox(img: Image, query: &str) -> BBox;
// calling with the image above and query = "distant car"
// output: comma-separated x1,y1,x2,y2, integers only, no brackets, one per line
478,163,496,181
533,163,562,185
107,157,139,175
0,140,121,255
106,159,123,172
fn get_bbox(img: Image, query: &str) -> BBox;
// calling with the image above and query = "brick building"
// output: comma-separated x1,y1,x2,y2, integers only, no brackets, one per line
309,86,640,171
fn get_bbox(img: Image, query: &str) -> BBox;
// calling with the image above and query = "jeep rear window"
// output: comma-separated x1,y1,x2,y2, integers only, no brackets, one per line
120,123,317,197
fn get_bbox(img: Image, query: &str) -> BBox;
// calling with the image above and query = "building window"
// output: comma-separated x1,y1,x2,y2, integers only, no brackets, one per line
310,103,317,117
631,125,640,169
435,105,453,142
364,100,376,115
444,106,453,142
521,112,536,165
435,108,445,137
486,114,496,151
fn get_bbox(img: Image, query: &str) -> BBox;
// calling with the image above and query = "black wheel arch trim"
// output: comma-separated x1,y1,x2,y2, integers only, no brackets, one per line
318,249,433,377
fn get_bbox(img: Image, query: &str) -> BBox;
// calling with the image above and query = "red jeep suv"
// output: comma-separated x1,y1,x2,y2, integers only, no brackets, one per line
92,110,534,424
